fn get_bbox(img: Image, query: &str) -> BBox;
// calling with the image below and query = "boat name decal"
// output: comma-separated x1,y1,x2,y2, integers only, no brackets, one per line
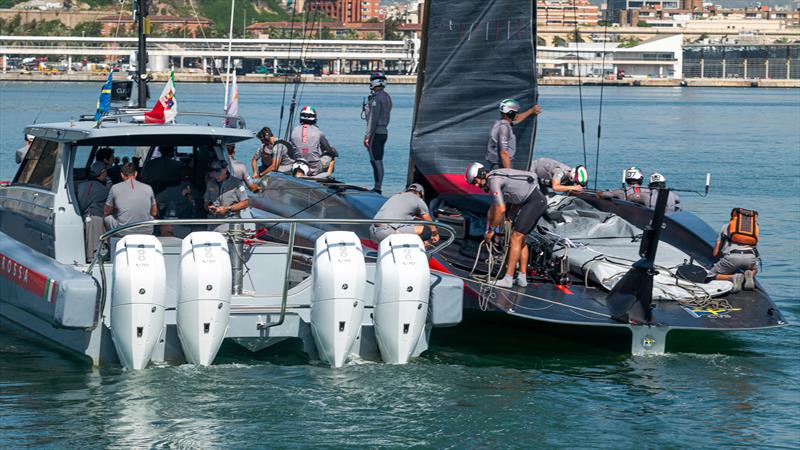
682,306,742,319
0,253,57,303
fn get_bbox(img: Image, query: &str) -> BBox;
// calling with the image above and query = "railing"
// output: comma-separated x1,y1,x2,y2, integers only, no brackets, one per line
86,217,456,330
94,111,248,129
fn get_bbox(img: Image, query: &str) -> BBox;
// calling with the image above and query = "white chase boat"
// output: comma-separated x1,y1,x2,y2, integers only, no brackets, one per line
0,114,463,369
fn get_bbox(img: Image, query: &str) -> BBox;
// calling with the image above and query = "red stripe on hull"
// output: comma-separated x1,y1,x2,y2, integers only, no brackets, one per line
0,253,52,300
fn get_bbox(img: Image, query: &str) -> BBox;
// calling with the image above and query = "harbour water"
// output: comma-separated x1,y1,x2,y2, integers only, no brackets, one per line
1,82,798,448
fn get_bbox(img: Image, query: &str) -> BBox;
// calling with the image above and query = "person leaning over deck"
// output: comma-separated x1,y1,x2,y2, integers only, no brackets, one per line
369,183,439,245
226,144,259,192
466,162,547,289
77,162,110,261
532,157,587,194
251,126,294,178
290,106,339,177
103,163,157,237
485,99,541,170
362,71,393,194
204,160,249,233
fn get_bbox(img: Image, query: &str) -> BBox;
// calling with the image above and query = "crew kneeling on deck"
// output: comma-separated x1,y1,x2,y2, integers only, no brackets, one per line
204,160,249,233
710,208,760,293
466,162,547,288
370,183,439,244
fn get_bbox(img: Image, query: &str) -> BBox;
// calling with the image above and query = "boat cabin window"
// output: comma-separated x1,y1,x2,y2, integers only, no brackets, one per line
14,138,59,190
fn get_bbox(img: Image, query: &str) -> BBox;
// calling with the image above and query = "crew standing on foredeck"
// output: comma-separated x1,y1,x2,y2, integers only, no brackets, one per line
290,106,339,177
77,162,110,261
370,183,439,244
466,162,547,288
363,72,392,194
532,157,587,194
485,99,541,170
103,163,158,236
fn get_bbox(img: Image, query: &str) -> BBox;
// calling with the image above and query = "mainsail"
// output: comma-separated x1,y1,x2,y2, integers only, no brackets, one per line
409,0,538,212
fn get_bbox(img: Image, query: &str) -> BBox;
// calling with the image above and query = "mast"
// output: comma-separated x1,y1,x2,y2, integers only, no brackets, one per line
135,0,149,108
224,0,236,109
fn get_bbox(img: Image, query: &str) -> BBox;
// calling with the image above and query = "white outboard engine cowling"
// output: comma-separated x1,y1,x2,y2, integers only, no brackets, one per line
177,232,232,366
111,235,167,370
373,233,430,364
311,231,366,368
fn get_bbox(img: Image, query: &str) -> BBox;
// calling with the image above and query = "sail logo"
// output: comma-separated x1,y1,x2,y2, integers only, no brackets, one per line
683,306,742,319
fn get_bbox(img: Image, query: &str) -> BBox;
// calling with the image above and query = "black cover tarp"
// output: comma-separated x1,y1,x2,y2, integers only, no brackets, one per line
410,0,537,212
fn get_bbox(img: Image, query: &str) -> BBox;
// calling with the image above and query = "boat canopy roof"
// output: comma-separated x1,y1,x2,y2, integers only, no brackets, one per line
24,121,255,147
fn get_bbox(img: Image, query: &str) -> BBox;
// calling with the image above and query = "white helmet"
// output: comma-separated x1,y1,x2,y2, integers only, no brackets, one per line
370,71,387,89
465,162,486,185
649,172,666,187
299,106,317,124
624,166,644,185
292,160,309,176
499,98,521,116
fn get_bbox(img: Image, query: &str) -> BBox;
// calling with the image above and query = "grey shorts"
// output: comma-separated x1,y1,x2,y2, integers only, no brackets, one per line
369,224,416,243
710,252,757,275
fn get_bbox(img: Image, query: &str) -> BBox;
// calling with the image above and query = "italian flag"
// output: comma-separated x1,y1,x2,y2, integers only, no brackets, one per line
144,71,177,124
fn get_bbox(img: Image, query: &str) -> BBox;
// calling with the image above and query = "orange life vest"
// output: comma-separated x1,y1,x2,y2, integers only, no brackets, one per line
727,208,759,246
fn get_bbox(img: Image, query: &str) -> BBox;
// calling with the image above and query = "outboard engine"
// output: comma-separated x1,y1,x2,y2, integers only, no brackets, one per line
373,234,430,364
311,231,367,368
111,235,167,370
177,232,232,366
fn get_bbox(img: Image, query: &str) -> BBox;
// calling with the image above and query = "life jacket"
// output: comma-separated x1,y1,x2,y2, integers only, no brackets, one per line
727,208,759,246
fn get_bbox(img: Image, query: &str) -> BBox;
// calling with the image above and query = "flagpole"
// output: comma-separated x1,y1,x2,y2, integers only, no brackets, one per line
224,0,235,110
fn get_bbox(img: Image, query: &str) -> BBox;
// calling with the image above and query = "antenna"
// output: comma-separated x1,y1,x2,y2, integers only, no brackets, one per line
135,0,149,109
705,173,711,195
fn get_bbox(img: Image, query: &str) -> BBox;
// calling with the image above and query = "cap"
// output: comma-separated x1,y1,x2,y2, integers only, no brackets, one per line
407,183,425,196
208,160,228,175
89,161,106,177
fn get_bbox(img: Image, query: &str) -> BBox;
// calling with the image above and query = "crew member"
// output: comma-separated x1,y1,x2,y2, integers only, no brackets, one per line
485,99,541,170
156,167,197,238
77,161,110,261
647,172,681,213
96,147,121,184
251,127,294,178
291,160,310,178
369,183,439,244
204,160,249,233
140,145,182,195
466,162,547,288
290,106,339,177
532,157,588,194
710,208,759,292
363,72,393,193
103,163,158,236
226,144,259,192
598,166,651,204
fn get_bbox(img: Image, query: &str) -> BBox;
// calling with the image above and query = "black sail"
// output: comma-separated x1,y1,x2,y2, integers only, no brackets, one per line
409,0,537,213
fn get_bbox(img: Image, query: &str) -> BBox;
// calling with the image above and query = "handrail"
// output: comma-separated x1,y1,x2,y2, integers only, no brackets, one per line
86,217,455,329
94,111,248,129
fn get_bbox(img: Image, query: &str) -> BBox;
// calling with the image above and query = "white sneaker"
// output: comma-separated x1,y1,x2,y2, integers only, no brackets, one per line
516,274,528,287
495,275,514,288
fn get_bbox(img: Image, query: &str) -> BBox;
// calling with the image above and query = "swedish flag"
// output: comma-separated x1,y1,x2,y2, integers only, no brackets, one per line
94,72,113,121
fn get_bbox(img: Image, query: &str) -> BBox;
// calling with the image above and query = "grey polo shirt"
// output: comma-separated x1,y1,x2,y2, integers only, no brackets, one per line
204,176,248,218
486,168,539,206
105,179,156,235
485,119,516,167
373,192,430,222
77,179,109,217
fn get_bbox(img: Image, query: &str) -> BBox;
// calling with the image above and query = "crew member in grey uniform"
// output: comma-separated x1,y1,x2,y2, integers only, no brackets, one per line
103,163,158,236
485,98,541,170
466,162,548,288
710,211,759,292
647,172,681,213
370,183,440,244
226,144,259,192
532,157,588,194
204,160,249,233
77,162,110,261
362,72,392,193
598,166,651,204
290,106,339,177
252,126,294,178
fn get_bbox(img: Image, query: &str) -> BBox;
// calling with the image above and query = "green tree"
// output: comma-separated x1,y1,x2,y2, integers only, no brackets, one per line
553,35,568,47
569,29,584,43
618,37,641,48
537,36,546,47
636,20,651,27
71,21,102,37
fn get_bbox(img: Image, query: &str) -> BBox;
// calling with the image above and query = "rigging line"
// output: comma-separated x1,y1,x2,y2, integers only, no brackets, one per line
571,0,588,169
286,7,320,131
224,0,236,109
187,0,224,80
296,8,321,107
277,4,299,139
593,7,611,190
113,0,127,39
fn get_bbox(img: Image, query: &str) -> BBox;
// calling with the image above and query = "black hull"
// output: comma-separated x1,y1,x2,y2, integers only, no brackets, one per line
248,175,787,334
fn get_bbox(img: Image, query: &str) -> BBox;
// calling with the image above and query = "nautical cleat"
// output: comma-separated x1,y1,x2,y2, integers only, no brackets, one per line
731,273,745,293
744,270,756,291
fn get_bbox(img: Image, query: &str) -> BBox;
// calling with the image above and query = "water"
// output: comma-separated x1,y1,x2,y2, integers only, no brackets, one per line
1,82,799,448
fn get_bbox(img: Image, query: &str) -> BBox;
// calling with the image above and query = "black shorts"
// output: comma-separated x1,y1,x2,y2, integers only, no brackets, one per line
368,133,388,161
513,189,547,235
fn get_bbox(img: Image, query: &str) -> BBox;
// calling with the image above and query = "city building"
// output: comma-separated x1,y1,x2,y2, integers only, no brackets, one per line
303,0,381,23
247,20,384,39
537,0,600,27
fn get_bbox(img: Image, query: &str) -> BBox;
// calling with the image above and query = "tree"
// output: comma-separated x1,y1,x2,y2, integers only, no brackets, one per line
72,21,102,37
569,29,584,43
693,32,709,43
553,36,568,47
537,36,546,47
618,37,641,48
636,20,651,27
320,26,333,40
366,32,378,40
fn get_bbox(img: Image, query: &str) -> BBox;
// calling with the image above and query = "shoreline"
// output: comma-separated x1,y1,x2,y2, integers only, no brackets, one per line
0,73,797,88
